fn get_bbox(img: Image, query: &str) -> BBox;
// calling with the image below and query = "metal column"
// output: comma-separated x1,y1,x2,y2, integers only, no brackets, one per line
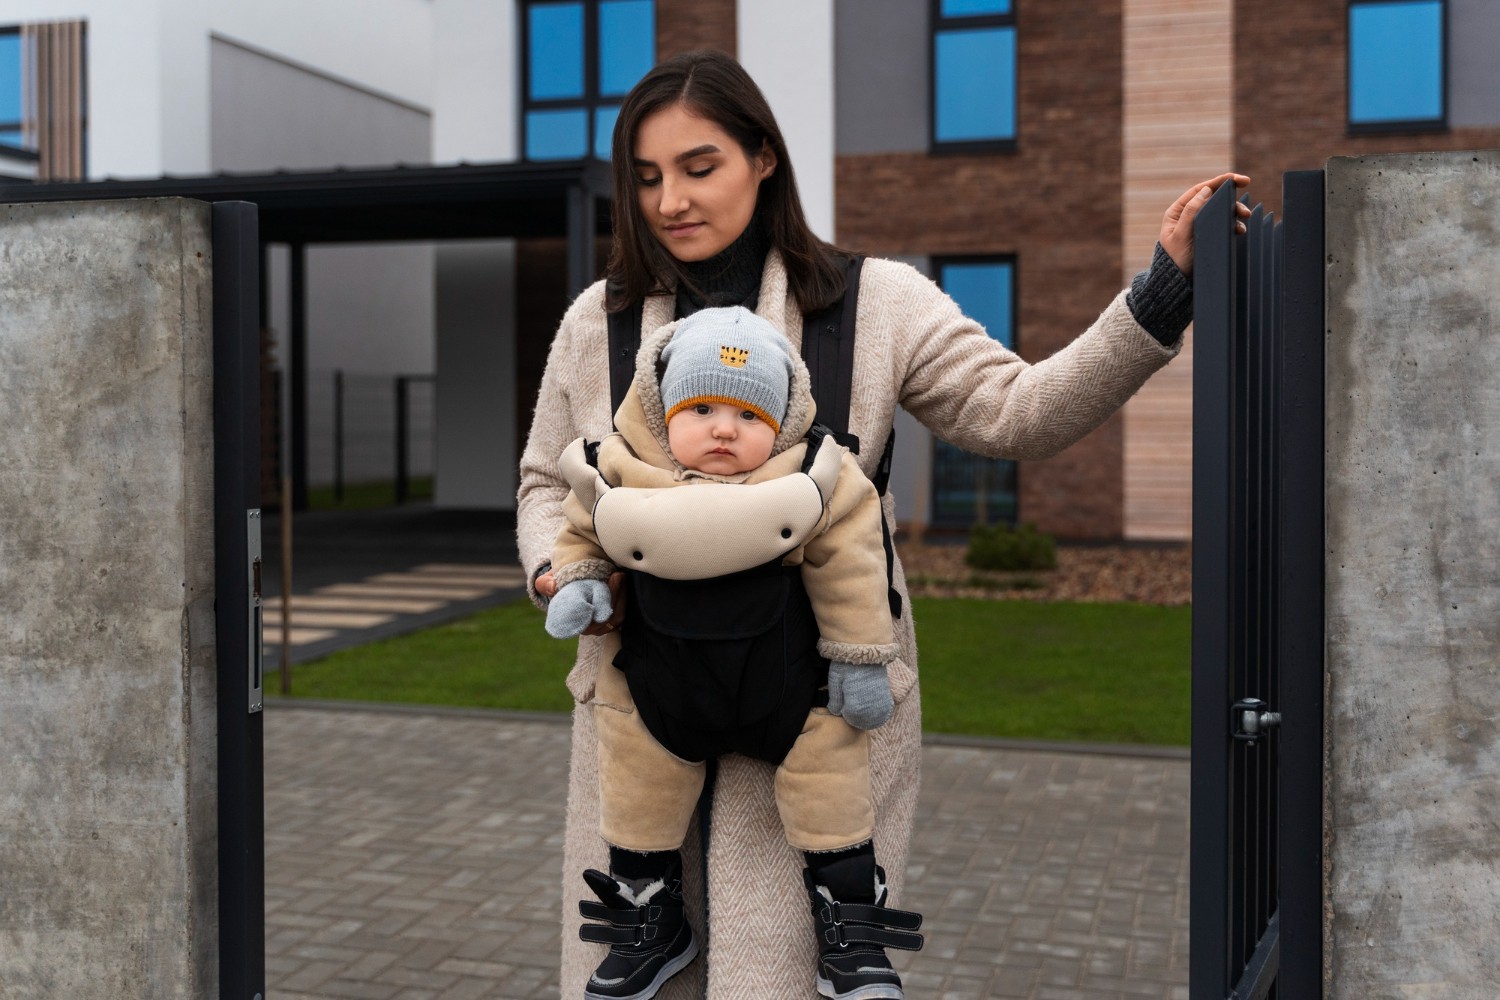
214,201,266,1000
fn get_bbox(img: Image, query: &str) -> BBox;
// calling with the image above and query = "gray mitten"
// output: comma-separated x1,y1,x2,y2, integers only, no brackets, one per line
545,579,614,638
826,662,894,730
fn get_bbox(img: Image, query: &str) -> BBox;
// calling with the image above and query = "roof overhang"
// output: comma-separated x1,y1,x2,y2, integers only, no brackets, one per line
0,159,614,244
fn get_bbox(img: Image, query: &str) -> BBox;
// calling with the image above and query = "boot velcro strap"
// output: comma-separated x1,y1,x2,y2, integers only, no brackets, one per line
821,923,925,952
827,900,923,931
578,900,661,927
580,922,649,946
578,915,666,946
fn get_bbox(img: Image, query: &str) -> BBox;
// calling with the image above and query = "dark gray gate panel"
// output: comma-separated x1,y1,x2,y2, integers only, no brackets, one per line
1191,173,1326,999
1275,170,1325,996
214,200,265,1000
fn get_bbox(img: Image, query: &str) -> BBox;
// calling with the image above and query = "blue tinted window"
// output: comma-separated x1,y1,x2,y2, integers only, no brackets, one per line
524,1,654,161
942,0,1010,15
594,105,619,159
934,26,1016,143
1349,1,1444,125
599,0,654,97
940,261,1014,346
0,33,21,125
527,109,590,160
933,259,1018,527
529,2,585,100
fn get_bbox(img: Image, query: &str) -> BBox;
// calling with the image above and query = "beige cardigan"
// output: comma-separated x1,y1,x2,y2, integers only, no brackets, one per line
516,250,1180,999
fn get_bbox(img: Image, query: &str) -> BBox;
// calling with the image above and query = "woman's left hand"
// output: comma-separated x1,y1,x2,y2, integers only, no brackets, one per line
1159,173,1251,277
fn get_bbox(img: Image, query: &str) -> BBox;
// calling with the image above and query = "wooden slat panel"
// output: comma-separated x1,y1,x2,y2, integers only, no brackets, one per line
1122,0,1232,541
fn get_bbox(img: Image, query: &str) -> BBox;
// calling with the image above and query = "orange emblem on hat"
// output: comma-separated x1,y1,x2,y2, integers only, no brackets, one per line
719,345,750,368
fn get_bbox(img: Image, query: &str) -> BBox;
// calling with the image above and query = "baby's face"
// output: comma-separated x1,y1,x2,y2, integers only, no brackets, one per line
667,402,777,476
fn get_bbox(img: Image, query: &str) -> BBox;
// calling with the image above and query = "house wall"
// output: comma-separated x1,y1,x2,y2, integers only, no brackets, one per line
834,0,1128,540
1236,0,1500,220
209,34,436,490
1120,0,1232,541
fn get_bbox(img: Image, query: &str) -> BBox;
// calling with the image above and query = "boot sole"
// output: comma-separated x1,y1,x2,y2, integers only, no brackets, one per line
816,975,904,1000
585,933,699,1000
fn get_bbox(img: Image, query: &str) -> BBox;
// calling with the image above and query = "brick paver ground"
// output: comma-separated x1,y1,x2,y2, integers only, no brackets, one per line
265,704,1188,1000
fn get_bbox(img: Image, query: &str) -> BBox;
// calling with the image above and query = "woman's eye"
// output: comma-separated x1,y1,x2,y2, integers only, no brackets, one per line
635,174,661,188
686,166,714,179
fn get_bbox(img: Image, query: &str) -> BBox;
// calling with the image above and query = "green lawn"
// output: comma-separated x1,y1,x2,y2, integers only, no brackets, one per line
278,597,1191,746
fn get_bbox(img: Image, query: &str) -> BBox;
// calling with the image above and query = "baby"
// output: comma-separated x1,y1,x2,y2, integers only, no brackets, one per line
544,306,923,1000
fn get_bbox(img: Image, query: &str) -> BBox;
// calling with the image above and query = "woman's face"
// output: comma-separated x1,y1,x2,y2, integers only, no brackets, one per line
632,102,776,263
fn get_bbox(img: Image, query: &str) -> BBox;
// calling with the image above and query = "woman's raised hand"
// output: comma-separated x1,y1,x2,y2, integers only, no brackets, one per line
1159,173,1251,278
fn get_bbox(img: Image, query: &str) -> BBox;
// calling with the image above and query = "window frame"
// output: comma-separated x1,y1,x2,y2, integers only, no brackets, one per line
519,0,654,162
0,25,36,159
1346,0,1448,135
928,0,1018,155
928,253,1020,529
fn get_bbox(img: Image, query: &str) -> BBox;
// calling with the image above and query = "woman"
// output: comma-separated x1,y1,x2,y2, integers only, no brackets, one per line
518,49,1247,1000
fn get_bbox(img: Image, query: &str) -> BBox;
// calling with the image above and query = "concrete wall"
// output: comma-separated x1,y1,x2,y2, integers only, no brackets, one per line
0,198,217,997
1324,151,1500,996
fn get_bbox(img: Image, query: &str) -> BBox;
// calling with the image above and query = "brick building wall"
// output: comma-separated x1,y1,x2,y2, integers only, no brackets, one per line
836,0,1128,539
656,0,735,59
1236,0,1500,220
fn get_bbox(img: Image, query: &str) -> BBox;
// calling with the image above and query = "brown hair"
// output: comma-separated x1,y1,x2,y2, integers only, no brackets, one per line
604,49,849,314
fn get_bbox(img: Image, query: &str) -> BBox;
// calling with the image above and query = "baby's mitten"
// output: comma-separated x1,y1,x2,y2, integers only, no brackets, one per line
826,662,894,729
545,579,614,638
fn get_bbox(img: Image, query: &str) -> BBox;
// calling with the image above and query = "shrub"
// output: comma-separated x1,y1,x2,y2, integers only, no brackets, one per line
965,522,1058,572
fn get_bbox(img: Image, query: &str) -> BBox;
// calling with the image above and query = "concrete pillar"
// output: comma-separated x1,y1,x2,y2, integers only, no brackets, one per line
0,198,218,997
1325,151,1500,996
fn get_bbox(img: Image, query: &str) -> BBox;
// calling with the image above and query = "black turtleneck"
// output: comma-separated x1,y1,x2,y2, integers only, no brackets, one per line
673,214,772,318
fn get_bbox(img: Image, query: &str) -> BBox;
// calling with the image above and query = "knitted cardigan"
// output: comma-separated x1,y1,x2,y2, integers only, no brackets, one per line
515,250,1182,999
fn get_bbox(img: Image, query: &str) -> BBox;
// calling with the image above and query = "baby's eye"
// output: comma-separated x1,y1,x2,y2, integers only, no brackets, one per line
694,403,713,415
740,410,759,422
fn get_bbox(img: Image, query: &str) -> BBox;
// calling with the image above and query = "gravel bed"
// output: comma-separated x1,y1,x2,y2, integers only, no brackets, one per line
896,540,1192,605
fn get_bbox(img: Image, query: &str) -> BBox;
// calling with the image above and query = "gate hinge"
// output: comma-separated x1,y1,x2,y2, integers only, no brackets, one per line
1233,697,1281,744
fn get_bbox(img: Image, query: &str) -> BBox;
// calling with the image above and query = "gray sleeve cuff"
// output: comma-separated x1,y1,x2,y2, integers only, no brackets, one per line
1126,242,1193,346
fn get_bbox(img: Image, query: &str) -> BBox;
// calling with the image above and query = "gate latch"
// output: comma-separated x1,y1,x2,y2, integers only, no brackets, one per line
1233,698,1281,744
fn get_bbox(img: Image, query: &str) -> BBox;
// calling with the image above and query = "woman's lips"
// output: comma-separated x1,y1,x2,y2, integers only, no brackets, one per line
664,222,704,239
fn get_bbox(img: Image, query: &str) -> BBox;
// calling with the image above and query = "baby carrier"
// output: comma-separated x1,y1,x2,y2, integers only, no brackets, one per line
601,256,898,766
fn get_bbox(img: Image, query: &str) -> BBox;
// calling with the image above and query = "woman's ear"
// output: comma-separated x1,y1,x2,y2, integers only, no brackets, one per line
756,143,777,181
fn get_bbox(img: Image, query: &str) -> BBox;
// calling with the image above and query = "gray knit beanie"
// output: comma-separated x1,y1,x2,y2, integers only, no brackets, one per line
660,307,794,434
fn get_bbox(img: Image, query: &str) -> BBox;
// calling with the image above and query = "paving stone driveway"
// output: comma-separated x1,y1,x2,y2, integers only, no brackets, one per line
265,704,1188,1000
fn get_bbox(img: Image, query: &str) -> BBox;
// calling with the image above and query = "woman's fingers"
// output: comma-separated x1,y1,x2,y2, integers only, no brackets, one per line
1160,173,1253,275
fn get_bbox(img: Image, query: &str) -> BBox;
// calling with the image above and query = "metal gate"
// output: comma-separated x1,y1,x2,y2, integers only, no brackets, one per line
1190,172,1325,999
214,201,267,1000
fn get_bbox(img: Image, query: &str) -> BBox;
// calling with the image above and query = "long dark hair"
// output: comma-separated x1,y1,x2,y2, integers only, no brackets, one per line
604,49,848,314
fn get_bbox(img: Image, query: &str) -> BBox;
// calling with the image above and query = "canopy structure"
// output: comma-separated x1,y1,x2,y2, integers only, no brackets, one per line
1,159,614,507
0,158,613,290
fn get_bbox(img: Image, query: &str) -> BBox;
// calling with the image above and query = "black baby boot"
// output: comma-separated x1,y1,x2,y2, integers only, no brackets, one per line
578,851,698,1000
803,846,924,1000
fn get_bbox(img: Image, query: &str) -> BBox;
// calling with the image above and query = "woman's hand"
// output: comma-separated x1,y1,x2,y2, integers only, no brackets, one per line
1159,173,1252,277
537,570,627,636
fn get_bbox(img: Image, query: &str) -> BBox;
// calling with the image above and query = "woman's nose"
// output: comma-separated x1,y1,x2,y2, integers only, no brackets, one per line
658,176,688,217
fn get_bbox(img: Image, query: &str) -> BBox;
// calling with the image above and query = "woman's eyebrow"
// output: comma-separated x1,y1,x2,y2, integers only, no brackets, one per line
674,144,720,163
